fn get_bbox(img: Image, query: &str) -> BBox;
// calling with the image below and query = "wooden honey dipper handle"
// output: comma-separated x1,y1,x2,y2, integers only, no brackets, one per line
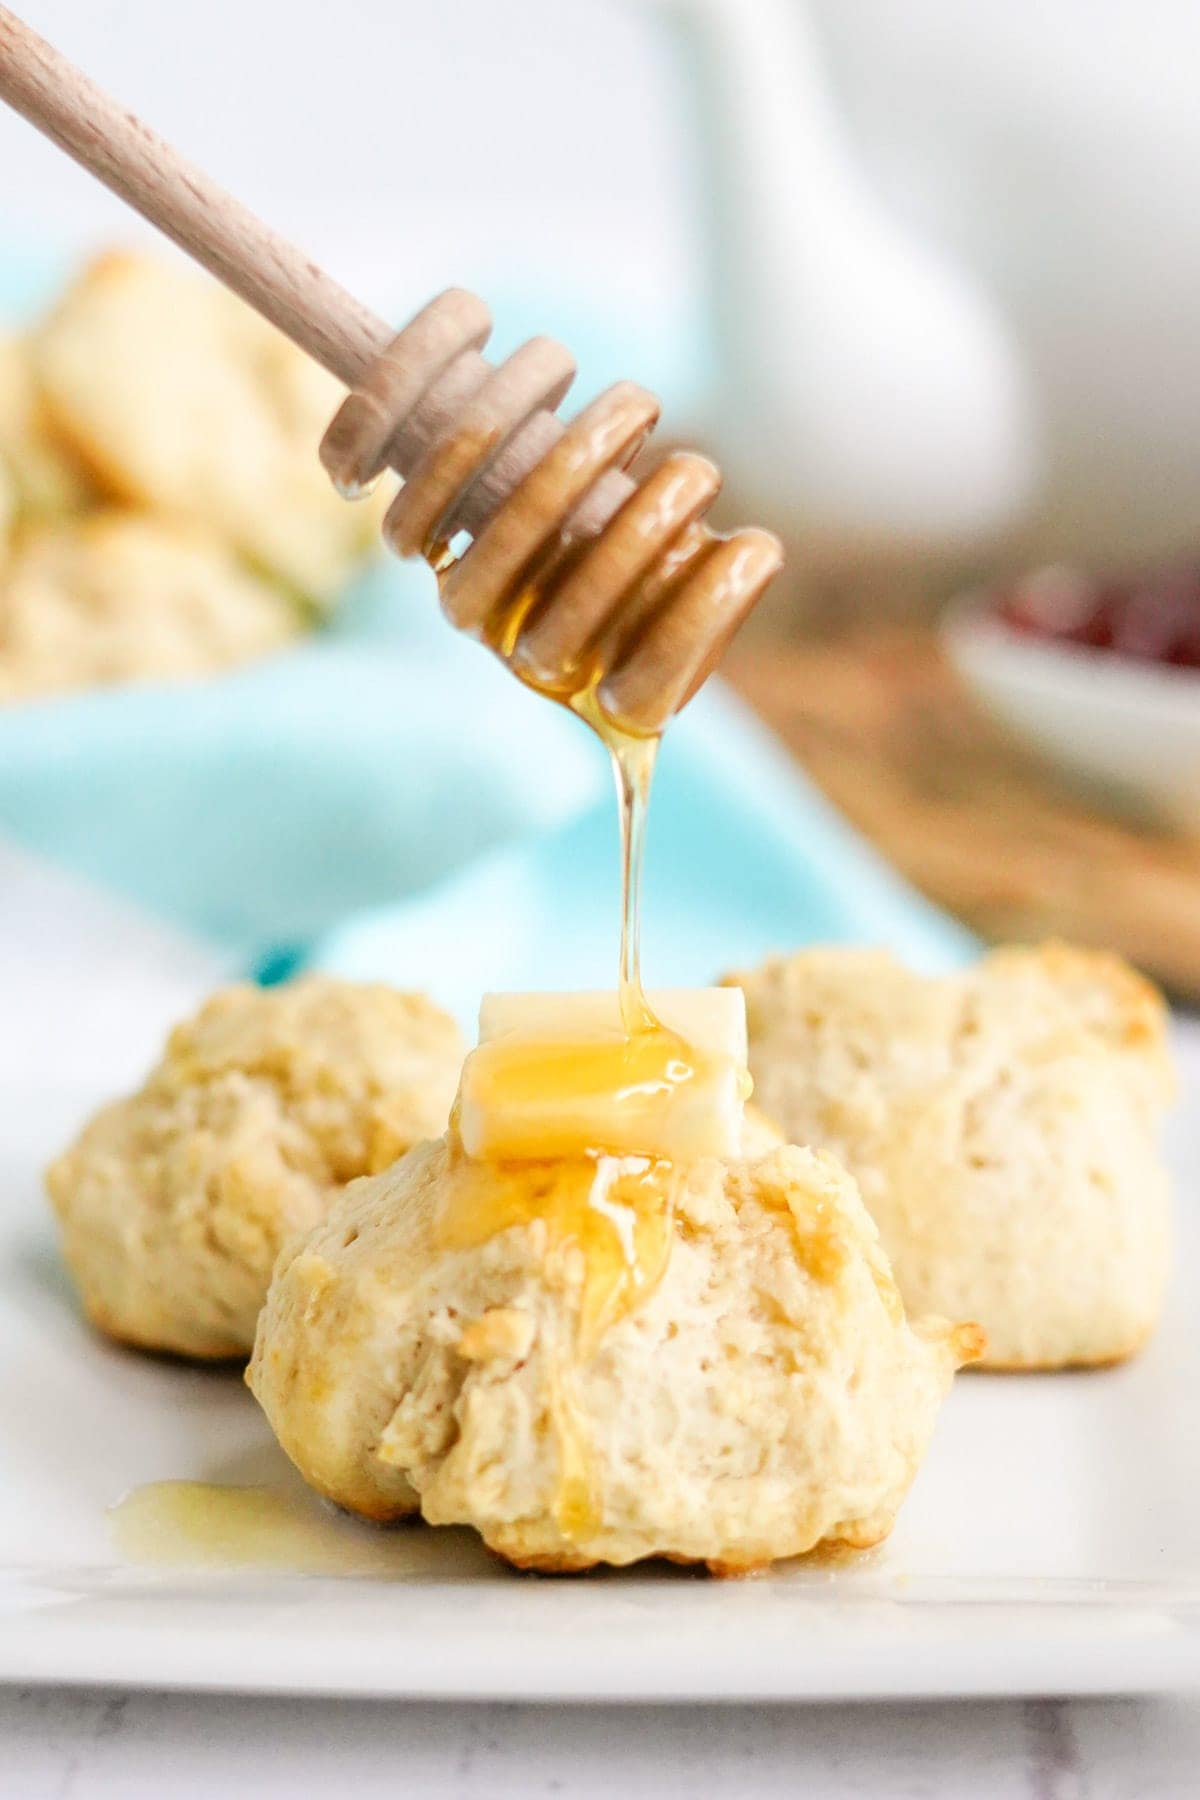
0,8,570,541
0,6,783,732
0,9,386,384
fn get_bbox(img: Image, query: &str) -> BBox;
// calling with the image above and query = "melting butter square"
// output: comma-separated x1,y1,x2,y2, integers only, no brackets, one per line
459,989,749,1163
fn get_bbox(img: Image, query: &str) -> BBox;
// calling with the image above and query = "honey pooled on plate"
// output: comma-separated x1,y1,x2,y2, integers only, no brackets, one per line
109,1478,490,1578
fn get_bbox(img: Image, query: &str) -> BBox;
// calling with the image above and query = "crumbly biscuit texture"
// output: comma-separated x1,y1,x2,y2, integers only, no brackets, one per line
0,512,301,701
46,978,464,1359
727,942,1174,1368
33,253,384,599
248,1135,979,1572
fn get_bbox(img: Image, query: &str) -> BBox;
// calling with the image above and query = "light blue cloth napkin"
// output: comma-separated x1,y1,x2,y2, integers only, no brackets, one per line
0,247,973,1020
0,568,603,957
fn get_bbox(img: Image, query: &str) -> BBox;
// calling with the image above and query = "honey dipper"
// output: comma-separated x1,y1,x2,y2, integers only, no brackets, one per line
0,8,782,734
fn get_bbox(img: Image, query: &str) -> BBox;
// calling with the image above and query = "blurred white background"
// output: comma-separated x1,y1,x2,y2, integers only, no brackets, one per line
0,2,693,332
4,0,1200,577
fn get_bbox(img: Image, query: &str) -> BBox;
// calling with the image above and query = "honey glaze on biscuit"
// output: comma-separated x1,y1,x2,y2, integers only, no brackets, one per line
434,1146,680,1538
435,1147,678,1355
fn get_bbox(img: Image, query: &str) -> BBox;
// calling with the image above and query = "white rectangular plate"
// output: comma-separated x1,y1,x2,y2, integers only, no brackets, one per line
2,977,1198,1702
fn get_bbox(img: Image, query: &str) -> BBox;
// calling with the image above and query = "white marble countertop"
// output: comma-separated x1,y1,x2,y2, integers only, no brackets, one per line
2,1689,1198,1798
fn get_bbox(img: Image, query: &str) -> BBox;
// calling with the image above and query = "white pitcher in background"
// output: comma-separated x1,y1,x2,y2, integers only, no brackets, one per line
652,0,1036,552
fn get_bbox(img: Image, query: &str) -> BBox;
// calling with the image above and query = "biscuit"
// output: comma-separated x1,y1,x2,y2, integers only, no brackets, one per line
46,978,464,1359
33,253,386,601
0,328,92,520
248,1133,979,1572
0,456,12,570
726,943,1174,1369
0,511,301,700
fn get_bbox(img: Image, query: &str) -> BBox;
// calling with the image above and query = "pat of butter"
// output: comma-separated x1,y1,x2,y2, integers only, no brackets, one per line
458,989,749,1163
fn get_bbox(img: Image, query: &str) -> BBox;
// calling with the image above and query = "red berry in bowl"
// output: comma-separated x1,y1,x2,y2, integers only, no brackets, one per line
995,562,1200,670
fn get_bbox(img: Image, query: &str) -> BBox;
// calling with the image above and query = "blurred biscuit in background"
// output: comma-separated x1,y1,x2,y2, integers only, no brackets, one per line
0,511,302,701
0,328,93,523
0,457,12,571
32,252,386,603
727,942,1174,1371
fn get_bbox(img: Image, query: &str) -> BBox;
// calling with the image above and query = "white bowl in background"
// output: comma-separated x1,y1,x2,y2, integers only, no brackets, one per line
943,598,1200,832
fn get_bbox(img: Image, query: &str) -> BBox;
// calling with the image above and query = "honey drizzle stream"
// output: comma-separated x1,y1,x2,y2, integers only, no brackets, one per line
432,536,665,1034
581,695,660,1037
615,738,651,1028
